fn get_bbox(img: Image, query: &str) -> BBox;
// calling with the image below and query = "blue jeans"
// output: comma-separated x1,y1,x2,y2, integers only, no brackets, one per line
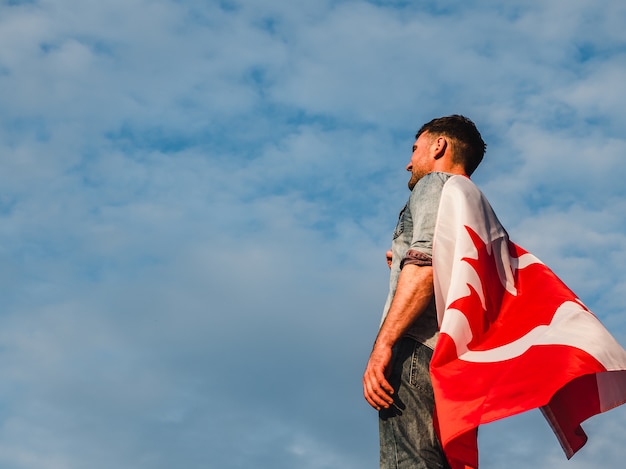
379,338,451,469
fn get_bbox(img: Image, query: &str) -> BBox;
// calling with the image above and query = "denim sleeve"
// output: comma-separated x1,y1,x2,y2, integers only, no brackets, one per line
401,172,448,268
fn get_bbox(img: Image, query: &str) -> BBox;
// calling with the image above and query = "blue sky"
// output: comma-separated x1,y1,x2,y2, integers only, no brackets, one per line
1,0,625,468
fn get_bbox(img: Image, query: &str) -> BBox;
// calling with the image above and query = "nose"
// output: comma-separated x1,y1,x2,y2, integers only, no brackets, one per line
406,162,412,172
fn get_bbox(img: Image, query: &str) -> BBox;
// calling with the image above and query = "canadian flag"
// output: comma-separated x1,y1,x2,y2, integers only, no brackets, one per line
431,175,626,469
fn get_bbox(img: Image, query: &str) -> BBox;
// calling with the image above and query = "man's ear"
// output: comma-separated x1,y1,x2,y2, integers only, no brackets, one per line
432,136,447,160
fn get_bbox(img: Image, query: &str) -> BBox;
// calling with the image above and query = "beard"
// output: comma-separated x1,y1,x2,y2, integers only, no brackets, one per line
407,170,425,190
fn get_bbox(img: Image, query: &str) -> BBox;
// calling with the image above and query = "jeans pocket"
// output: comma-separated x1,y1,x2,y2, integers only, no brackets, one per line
409,341,434,392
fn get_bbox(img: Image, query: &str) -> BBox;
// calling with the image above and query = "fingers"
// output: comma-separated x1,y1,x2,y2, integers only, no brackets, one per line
363,369,395,410
363,347,395,410
386,250,393,269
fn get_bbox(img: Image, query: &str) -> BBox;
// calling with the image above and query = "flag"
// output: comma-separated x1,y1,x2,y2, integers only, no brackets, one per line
431,175,626,469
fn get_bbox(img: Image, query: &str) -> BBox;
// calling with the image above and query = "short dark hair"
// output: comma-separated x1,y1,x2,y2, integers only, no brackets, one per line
416,115,486,175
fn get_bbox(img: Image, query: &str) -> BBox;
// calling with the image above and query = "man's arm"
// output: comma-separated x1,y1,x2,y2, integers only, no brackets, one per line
362,263,434,410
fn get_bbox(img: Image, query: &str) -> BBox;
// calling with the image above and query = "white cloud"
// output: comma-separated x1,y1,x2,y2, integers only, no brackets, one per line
1,0,625,468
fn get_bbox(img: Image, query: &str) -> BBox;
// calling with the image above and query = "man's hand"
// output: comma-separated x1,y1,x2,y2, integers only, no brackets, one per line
386,250,393,269
363,343,395,410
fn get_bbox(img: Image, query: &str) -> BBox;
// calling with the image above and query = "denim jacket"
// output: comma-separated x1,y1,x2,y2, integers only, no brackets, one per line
380,172,453,350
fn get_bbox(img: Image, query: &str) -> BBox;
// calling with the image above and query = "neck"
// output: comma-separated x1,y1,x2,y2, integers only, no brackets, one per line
432,160,467,176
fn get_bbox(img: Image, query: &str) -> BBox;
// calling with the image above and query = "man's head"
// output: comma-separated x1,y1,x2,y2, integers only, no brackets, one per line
416,115,486,175
407,115,486,190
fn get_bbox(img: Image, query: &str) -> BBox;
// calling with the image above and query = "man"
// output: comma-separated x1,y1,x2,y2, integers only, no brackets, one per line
363,115,486,469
